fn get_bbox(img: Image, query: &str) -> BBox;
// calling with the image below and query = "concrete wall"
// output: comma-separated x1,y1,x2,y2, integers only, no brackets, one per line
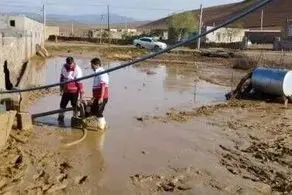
0,16,45,90
0,15,25,30
204,26,246,43
0,15,44,47
45,26,60,40
23,17,44,49
0,33,28,89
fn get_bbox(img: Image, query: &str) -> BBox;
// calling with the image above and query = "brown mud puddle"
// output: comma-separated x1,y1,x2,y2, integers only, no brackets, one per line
0,56,234,194
3,55,291,194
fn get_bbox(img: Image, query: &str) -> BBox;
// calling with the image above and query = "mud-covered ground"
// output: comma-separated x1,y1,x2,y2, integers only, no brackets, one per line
1,43,291,194
142,100,292,194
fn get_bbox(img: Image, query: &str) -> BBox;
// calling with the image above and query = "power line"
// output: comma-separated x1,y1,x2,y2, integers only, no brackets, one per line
0,0,273,94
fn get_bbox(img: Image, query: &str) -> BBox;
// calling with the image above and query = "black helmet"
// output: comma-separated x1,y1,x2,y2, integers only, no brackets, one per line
66,56,74,64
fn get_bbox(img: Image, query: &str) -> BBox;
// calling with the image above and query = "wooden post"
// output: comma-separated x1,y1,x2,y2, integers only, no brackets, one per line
197,4,203,50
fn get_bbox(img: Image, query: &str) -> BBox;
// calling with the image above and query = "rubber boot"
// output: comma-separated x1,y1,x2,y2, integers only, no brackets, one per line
73,109,79,118
58,111,65,122
97,117,106,130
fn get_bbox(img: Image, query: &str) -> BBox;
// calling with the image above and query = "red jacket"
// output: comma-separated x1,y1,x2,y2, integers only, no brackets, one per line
60,63,84,94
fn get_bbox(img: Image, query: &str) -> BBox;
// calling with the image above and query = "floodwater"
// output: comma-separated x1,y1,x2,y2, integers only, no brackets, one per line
27,57,229,193
29,57,227,126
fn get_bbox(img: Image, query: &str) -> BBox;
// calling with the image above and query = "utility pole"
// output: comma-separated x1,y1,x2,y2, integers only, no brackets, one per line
125,18,128,30
43,3,46,45
107,4,110,31
100,15,104,44
107,4,111,45
197,4,203,50
260,9,264,30
71,21,74,36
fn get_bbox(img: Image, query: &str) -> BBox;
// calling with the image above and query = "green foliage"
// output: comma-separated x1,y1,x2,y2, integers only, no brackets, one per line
167,12,198,43
168,12,198,30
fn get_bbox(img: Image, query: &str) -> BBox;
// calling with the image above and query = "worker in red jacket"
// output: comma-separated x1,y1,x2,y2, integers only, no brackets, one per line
90,58,109,129
58,57,84,122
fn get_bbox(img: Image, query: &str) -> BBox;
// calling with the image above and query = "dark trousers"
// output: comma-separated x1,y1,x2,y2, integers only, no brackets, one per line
60,92,79,109
91,98,108,117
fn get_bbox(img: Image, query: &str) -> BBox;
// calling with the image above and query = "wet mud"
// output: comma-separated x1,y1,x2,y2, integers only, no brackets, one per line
1,47,292,194
148,100,292,194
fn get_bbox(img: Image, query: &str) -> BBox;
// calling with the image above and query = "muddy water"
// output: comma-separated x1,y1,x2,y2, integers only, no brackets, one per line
28,57,229,193
29,57,227,125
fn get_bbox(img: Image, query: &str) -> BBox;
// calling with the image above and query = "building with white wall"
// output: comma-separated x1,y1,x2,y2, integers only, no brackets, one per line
203,26,246,43
0,15,44,90
0,15,44,47
45,26,60,40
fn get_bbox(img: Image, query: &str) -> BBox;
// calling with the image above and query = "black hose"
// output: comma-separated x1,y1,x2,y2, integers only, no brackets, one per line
0,0,273,94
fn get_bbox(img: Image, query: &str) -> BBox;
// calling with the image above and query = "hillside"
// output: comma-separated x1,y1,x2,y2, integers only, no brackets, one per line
140,0,292,30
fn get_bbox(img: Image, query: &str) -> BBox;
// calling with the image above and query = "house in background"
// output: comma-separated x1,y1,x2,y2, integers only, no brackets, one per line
245,29,281,44
88,28,141,39
0,15,44,47
45,26,60,40
0,15,45,89
203,26,246,43
273,19,292,50
138,24,169,40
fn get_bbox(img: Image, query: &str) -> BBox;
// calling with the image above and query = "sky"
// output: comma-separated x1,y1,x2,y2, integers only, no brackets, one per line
0,0,240,20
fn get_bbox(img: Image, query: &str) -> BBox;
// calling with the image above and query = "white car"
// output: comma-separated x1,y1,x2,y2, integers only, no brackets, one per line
133,37,167,51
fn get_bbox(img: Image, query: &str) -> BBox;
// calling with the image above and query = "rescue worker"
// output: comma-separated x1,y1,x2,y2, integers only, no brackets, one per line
58,57,84,122
90,58,109,129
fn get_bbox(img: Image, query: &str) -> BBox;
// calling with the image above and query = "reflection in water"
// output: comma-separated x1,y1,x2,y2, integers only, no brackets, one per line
163,65,196,93
63,131,107,193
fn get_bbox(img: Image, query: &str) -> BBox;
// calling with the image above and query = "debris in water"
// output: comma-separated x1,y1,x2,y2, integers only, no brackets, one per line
136,117,144,122
146,70,156,75
141,150,149,155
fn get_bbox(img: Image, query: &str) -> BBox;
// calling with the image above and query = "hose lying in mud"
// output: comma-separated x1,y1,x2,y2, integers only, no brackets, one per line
63,126,88,148
32,108,89,148
32,102,95,147
0,0,273,95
